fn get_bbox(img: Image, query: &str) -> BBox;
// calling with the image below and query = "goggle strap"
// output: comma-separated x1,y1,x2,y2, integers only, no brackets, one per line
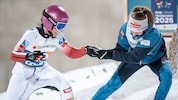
43,9,57,26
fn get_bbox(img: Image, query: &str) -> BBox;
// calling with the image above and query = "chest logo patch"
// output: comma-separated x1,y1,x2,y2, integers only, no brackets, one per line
140,40,150,46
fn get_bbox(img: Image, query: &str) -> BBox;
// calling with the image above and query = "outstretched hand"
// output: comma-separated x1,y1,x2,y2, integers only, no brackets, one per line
85,45,100,57
85,45,113,59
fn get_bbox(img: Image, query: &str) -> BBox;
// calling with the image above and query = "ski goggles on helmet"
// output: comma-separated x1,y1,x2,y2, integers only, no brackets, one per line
55,22,67,31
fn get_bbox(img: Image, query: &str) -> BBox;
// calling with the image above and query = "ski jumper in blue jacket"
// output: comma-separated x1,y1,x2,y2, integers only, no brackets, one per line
86,6,172,100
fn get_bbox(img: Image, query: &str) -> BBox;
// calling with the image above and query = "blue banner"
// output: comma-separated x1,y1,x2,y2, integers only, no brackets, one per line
151,0,177,32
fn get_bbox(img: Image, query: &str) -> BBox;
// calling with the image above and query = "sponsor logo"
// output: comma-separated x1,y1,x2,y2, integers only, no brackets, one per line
130,22,141,28
62,18,68,22
37,45,56,49
59,37,66,45
140,39,150,46
63,87,72,93
23,60,45,67
32,45,37,49
18,44,25,52
48,17,57,25
119,31,124,37
18,40,29,52
61,42,68,48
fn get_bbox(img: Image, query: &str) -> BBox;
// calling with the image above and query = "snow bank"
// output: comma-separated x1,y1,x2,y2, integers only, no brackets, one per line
121,80,178,100
0,61,178,100
65,62,119,100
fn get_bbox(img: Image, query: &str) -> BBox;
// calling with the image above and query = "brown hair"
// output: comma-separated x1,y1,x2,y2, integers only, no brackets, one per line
130,6,154,26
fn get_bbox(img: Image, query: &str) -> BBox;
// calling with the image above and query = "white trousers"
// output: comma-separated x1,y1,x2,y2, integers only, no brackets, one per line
5,62,73,100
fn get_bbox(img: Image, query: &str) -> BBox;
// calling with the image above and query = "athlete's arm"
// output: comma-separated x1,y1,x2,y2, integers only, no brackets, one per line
111,43,152,63
10,45,27,62
61,42,86,58
10,29,33,62
96,43,152,63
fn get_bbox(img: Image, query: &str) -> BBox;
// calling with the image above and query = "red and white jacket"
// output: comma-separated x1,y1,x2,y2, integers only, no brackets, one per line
10,27,86,67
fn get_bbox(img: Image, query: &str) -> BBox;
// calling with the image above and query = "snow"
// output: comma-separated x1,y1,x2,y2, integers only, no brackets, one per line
0,61,178,100
122,80,178,100
65,61,178,100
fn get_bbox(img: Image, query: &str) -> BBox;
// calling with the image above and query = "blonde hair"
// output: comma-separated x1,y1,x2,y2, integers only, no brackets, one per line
130,6,154,26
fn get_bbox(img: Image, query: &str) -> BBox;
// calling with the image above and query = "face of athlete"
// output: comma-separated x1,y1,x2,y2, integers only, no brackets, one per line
131,31,143,36
51,27,59,37
44,26,63,38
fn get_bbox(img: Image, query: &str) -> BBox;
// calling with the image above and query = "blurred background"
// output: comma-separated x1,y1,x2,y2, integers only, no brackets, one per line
0,0,123,93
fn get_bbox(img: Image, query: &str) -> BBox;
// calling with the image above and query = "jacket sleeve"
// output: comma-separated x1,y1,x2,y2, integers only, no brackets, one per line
61,42,86,59
112,44,152,63
10,34,30,62
103,43,152,64
10,48,27,62
57,33,86,59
